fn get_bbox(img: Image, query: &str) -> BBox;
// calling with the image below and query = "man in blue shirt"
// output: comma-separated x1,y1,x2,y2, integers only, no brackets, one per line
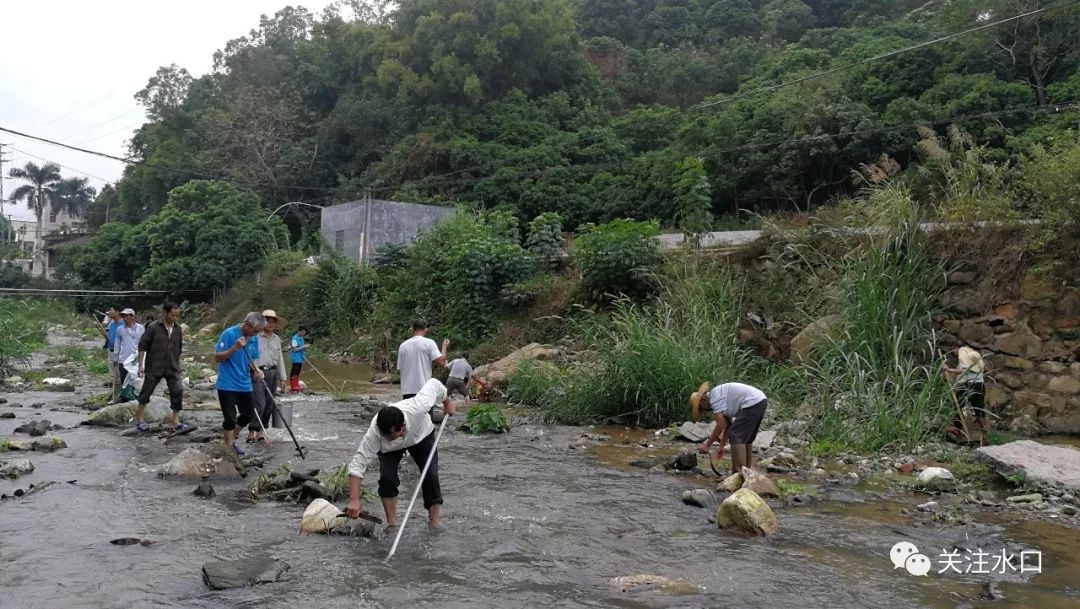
215,312,267,455
288,327,308,392
102,307,123,404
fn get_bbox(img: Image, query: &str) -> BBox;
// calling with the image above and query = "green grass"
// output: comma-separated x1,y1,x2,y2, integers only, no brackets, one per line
319,464,378,503
775,479,807,497
0,299,52,379
988,430,1021,445
0,439,11,452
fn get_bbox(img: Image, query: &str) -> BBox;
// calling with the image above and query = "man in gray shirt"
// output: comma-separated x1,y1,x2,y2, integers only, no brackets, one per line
445,354,487,400
248,309,288,443
689,381,769,474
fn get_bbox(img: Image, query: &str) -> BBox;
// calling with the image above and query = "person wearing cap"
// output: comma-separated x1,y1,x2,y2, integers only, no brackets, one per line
943,347,988,437
689,381,769,474
397,319,449,400
247,309,288,443
112,308,144,399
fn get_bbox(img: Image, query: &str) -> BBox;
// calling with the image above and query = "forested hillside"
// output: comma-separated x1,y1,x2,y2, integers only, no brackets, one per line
88,0,1080,233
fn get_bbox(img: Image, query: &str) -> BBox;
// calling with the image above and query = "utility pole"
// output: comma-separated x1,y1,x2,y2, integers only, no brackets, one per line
359,189,372,266
0,143,10,242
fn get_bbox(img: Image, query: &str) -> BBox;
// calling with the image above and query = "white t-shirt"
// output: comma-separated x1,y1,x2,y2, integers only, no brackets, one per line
348,379,446,479
397,335,441,395
707,383,767,417
448,358,472,380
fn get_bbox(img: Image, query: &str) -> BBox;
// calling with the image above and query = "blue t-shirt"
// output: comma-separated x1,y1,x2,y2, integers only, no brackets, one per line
215,324,259,392
290,334,306,364
106,319,122,350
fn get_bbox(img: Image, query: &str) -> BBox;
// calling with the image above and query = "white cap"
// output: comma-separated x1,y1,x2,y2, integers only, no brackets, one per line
121,308,136,316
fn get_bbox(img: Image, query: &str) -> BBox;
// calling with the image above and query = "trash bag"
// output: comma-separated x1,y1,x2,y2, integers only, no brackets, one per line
121,354,144,398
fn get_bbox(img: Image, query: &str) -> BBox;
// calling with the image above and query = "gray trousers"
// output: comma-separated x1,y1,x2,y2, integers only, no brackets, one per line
249,367,280,431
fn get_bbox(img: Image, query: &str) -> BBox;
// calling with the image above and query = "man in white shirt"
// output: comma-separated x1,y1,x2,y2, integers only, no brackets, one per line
689,381,769,474
113,308,144,400
397,319,449,399
346,378,456,528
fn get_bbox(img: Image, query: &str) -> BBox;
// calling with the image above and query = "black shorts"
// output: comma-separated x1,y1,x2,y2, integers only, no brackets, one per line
218,389,256,431
726,399,767,445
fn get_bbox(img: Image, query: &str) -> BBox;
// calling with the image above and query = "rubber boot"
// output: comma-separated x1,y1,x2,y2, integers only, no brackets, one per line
290,375,300,392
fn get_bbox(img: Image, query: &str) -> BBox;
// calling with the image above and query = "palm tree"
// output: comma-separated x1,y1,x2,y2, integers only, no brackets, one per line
53,177,97,223
9,161,61,263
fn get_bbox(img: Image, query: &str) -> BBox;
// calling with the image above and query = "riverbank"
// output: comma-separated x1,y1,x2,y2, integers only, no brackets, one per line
2,324,1080,608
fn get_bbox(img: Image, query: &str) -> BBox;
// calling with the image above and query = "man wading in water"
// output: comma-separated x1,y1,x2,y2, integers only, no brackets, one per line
134,303,187,432
346,378,456,528
690,381,769,474
215,313,265,455
247,310,287,443
397,319,449,399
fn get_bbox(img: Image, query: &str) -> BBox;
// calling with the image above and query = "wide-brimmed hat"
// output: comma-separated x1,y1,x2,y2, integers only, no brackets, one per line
958,347,985,374
689,382,710,422
262,309,287,328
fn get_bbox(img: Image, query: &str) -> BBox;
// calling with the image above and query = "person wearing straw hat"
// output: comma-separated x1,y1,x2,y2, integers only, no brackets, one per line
689,381,769,474
943,346,988,435
247,309,288,443
346,378,456,528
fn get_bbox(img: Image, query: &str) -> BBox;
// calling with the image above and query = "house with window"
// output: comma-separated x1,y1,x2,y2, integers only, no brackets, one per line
319,198,455,264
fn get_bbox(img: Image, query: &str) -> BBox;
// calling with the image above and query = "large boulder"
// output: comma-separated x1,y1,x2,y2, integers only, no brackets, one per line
0,459,34,479
790,315,842,363
473,343,560,391
715,488,779,535
157,447,240,480
976,440,1080,493
202,556,289,590
84,398,173,427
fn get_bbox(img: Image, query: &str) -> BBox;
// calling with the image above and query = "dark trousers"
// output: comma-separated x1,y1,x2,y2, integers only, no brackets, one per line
956,381,986,422
218,389,256,431
138,372,183,411
249,367,279,431
290,362,303,377
378,430,443,509
402,393,416,400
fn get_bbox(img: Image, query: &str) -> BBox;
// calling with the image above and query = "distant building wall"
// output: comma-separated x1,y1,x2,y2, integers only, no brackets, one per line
320,199,456,264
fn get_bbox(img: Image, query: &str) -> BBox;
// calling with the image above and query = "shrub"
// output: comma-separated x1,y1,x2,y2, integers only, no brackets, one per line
525,212,564,270
574,218,662,306
465,404,509,433
301,254,378,338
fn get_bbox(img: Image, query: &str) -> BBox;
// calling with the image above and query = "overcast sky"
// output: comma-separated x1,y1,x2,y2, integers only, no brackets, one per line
0,0,334,221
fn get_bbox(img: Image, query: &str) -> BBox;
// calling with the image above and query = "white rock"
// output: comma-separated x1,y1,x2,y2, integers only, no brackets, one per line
300,498,345,533
916,467,956,492
42,377,72,386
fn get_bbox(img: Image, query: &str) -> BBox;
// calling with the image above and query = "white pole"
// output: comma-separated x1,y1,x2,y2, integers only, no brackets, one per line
385,413,450,562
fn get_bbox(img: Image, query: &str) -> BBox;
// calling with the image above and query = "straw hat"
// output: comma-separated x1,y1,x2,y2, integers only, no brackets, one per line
689,382,711,422
262,309,288,328
957,347,985,374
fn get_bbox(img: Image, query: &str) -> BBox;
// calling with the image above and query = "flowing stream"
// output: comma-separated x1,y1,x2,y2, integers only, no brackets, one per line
1,335,1078,609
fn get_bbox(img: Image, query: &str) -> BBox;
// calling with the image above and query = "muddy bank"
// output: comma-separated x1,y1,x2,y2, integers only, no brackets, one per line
2,331,1079,609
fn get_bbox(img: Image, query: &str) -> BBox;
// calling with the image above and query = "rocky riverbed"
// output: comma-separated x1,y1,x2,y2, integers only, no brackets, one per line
2,329,1080,609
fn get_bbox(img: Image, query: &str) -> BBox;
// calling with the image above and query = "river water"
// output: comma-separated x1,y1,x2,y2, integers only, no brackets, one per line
2,340,1079,609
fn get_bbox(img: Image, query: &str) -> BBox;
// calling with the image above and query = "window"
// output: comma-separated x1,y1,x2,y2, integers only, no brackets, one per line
334,230,345,253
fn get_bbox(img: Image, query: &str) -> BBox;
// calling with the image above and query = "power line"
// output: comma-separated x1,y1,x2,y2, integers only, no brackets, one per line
73,120,147,146
8,147,113,184
31,92,117,130
58,108,145,141
696,1,1079,110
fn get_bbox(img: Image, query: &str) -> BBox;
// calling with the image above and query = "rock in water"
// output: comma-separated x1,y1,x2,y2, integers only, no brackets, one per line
157,447,240,480
193,482,215,497
300,498,345,534
715,488,779,536
0,459,34,479
677,421,715,443
202,556,289,590
916,467,956,492
608,574,703,595
671,452,698,471
717,473,743,493
681,489,715,508
6,436,66,452
0,413,15,419
330,517,376,537
84,398,172,427
976,440,1080,493
42,378,75,392
752,430,776,450
14,420,52,437
740,467,779,497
